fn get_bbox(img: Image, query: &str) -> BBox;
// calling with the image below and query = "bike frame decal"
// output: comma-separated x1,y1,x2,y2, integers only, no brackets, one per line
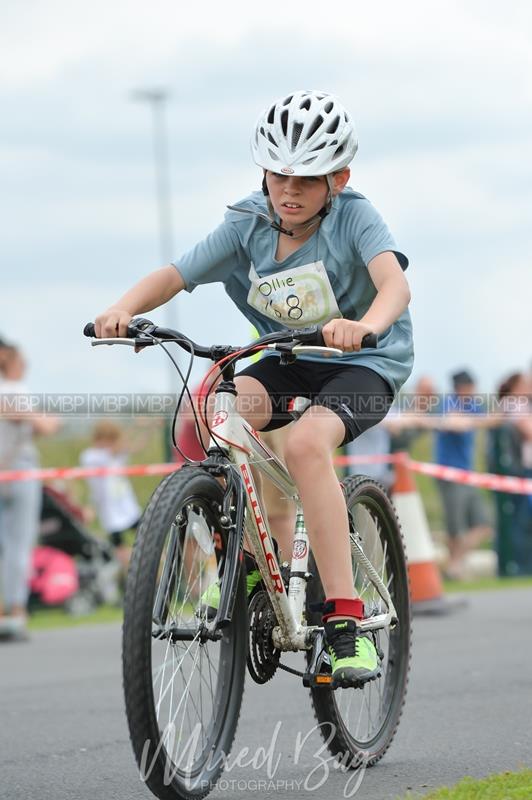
239,463,284,593
292,539,308,559
212,410,228,427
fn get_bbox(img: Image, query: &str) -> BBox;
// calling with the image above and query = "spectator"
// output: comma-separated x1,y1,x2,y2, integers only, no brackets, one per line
434,369,493,579
488,372,532,575
356,376,440,490
389,375,439,454
346,422,394,491
80,421,142,573
0,343,58,640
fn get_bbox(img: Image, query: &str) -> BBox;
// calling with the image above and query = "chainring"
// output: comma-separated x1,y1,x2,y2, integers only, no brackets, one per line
247,590,281,684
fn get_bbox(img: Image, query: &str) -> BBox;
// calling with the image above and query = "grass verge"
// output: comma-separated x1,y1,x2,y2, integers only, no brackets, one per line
443,575,532,593
28,604,122,630
400,769,532,799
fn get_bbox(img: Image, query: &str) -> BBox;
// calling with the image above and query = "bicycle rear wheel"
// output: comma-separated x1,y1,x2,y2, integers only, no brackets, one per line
123,467,247,800
306,475,411,767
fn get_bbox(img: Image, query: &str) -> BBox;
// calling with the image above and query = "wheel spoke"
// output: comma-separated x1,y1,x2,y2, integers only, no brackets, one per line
313,477,410,760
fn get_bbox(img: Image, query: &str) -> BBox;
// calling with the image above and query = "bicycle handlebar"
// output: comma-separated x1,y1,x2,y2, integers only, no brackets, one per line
293,326,378,350
83,319,378,355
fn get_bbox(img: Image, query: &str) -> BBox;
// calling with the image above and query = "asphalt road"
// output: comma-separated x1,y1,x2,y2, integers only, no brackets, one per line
1,587,531,800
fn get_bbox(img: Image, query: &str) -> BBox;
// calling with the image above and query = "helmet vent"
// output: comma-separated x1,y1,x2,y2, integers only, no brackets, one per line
334,144,345,157
324,101,333,113
326,115,340,134
268,148,280,161
280,109,289,136
283,95,293,106
302,156,318,165
307,115,323,139
300,98,311,111
291,122,304,150
310,141,326,152
267,132,277,145
267,106,276,124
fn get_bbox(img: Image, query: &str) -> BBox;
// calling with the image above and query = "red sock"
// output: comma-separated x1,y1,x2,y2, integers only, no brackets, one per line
322,597,365,622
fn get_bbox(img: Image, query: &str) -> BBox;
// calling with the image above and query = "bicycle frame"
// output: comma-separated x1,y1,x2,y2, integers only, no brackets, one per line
90,329,397,646
208,383,397,652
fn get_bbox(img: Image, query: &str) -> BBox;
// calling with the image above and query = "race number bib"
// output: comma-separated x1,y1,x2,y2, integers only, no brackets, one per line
247,260,342,329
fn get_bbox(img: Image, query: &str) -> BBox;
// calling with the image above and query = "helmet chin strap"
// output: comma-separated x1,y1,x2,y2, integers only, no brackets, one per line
261,174,334,238
227,175,335,238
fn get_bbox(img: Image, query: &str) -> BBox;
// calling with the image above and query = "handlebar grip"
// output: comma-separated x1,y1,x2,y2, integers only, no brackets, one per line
361,332,378,349
83,317,156,340
312,327,326,347
294,325,378,349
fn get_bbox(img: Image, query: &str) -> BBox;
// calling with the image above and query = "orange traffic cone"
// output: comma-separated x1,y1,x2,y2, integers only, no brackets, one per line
392,455,460,615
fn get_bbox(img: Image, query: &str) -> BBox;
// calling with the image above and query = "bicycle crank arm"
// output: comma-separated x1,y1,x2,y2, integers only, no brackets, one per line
302,629,333,689
152,624,223,643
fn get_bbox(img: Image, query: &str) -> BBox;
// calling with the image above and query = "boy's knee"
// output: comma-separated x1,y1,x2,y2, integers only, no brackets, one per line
284,426,327,473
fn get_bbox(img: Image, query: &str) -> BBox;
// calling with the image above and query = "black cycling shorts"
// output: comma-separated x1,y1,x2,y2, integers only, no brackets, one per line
236,357,394,446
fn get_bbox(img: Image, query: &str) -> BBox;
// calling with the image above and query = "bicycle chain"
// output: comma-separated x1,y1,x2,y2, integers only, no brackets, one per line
247,591,281,684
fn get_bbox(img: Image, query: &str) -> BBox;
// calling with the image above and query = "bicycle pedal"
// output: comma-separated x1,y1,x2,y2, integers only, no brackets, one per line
302,672,333,688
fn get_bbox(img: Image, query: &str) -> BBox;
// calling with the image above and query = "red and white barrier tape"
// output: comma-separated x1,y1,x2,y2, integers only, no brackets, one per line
337,453,532,494
0,463,181,484
0,454,530,494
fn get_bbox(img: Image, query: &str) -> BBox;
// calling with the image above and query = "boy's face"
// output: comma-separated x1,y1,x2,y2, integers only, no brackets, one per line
265,168,349,225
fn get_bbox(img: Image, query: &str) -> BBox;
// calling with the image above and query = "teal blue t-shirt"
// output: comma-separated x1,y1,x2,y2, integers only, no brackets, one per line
173,188,414,394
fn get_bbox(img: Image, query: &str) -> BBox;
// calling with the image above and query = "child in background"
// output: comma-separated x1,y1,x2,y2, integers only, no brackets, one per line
80,421,142,571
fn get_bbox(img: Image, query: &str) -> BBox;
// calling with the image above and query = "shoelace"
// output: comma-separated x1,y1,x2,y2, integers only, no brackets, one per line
330,631,359,660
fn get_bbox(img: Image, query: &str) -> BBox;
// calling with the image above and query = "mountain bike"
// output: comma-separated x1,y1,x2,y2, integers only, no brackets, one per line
84,318,411,800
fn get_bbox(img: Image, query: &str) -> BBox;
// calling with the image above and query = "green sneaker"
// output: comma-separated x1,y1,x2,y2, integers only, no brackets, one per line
324,619,381,689
198,553,263,618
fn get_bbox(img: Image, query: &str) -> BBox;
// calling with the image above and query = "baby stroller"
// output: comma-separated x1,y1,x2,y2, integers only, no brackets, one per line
31,485,121,614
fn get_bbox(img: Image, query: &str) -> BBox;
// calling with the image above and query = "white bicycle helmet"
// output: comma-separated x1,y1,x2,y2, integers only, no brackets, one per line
251,90,358,176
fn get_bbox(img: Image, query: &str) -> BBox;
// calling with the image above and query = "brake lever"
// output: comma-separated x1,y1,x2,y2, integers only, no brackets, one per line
275,342,298,365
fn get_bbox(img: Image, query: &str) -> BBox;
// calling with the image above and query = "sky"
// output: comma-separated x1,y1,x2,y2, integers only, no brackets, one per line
1,0,531,395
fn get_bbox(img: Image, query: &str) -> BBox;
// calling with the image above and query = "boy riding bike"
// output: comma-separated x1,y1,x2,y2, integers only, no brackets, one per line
93,89,413,689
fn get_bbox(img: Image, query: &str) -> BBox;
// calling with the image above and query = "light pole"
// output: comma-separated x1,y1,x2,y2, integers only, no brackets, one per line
131,88,175,281
132,88,177,460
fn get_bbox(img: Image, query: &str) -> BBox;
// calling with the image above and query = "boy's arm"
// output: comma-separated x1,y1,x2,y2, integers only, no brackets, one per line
95,266,185,337
360,251,411,333
322,251,410,351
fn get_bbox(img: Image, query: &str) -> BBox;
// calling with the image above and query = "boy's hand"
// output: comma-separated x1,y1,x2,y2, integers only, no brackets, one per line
322,319,374,352
95,307,133,338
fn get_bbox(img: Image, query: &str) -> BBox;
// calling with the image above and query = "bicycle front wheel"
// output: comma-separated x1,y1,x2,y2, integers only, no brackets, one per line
123,467,247,800
307,475,411,767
